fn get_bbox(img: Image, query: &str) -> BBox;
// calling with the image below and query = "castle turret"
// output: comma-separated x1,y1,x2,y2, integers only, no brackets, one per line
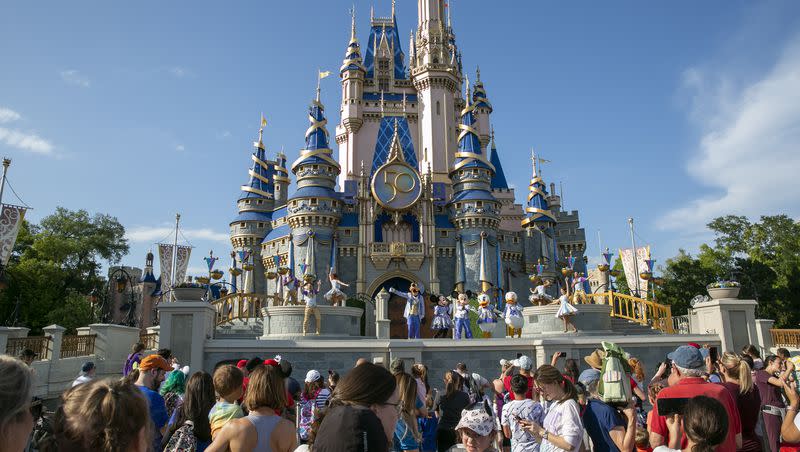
340,8,366,136
230,120,275,294
521,152,559,280
472,67,493,150
273,150,289,207
286,87,342,283
139,250,157,328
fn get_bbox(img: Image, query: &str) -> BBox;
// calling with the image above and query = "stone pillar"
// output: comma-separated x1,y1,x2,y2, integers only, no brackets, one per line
42,324,66,361
146,325,160,350
364,299,376,337
158,298,216,371
0,327,29,355
88,324,141,373
754,319,775,355
692,298,758,352
375,288,391,339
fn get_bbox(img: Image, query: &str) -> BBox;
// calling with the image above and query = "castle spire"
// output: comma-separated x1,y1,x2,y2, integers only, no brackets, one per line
291,82,340,173
521,149,556,227
387,118,406,162
239,115,274,201
489,127,509,189
340,7,366,73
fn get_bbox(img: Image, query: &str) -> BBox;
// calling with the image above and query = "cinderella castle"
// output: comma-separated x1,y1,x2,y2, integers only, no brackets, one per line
228,0,587,334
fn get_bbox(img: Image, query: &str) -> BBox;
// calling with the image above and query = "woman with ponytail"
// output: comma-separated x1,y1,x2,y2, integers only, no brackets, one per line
654,395,728,452
718,352,762,451
519,364,583,452
42,379,150,452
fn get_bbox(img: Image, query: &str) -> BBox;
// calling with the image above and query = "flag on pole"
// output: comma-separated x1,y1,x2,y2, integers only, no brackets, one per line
260,113,267,129
318,70,331,79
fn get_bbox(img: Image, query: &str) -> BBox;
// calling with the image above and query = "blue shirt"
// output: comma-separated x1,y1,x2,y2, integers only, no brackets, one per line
138,385,169,450
582,399,624,452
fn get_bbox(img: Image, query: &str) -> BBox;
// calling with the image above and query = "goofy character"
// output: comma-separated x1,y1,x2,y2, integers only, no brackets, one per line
389,283,426,339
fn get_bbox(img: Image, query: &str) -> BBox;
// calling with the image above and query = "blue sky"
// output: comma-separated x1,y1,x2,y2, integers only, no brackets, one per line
1,1,799,277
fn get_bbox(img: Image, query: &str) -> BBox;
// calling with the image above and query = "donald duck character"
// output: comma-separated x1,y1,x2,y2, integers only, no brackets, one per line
476,293,502,338
504,291,524,338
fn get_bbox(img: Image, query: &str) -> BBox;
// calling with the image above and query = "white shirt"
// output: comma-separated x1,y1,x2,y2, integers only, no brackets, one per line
502,399,543,452
541,399,583,452
72,374,93,387
454,303,472,320
652,447,680,452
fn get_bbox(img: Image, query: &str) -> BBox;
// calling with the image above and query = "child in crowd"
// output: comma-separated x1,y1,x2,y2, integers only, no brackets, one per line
209,364,245,439
418,390,439,452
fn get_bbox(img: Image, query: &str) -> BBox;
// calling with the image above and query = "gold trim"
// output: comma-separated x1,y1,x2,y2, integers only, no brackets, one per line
241,186,274,199
452,151,495,172
248,169,272,185
370,160,422,211
251,154,270,169
273,175,291,183
290,148,340,170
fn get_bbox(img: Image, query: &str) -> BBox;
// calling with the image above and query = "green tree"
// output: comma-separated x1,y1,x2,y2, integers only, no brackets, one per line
0,208,128,333
655,250,718,315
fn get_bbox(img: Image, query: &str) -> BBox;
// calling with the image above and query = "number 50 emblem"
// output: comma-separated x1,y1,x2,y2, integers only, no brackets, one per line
371,161,422,210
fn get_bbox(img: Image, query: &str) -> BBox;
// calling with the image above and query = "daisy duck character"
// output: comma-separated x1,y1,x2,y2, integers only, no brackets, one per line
431,295,453,338
476,293,503,338
389,283,426,339
504,292,524,338
453,293,476,339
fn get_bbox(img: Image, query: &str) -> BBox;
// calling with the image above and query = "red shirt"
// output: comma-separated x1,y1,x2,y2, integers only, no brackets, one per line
503,374,535,399
651,377,741,451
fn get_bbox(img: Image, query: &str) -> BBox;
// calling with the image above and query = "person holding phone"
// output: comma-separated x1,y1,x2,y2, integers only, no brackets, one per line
520,365,583,452
654,396,729,452
501,375,544,451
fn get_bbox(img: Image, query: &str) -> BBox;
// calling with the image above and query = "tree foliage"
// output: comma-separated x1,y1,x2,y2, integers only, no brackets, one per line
0,207,128,333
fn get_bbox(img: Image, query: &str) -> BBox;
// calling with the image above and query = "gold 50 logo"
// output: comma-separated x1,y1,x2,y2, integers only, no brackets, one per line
371,162,422,210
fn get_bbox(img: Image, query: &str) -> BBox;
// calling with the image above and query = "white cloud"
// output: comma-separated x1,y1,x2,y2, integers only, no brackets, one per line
0,127,54,154
176,144,185,151
660,33,800,232
0,107,21,123
126,226,229,244
60,69,90,88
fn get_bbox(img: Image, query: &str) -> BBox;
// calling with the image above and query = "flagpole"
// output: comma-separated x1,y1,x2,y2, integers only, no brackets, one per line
0,158,10,206
171,213,180,293
628,217,641,297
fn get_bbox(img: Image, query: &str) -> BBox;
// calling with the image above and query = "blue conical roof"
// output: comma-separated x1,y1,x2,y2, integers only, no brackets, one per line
290,100,340,172
452,95,493,172
473,78,492,112
521,163,556,227
363,15,406,80
341,13,366,73
489,139,508,189
240,132,277,200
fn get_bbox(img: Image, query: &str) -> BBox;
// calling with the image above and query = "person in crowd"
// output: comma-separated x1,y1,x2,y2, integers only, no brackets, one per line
520,364,583,452
754,354,784,451
164,371,215,451
0,356,35,452
158,347,173,361
742,345,764,370
654,396,729,452
645,383,664,435
499,355,535,399
237,359,249,375
453,403,499,452
394,372,424,452
780,380,800,446
123,342,145,376
501,374,544,451
328,369,340,394
420,391,440,452
240,356,262,404
206,365,296,452
310,362,399,452
716,352,762,452
435,370,471,451
392,357,408,376
635,428,652,452
585,349,646,401
356,357,370,367
649,345,741,450
160,368,187,419
563,359,580,385
413,363,430,403
209,364,244,439
776,347,795,382
298,369,332,443
19,348,37,366
134,354,172,451
71,360,95,387
457,362,491,405
41,379,150,452
578,368,637,452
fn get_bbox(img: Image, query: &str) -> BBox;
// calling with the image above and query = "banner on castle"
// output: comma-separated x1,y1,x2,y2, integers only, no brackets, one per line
158,244,174,290
619,246,649,298
0,204,26,266
174,245,192,285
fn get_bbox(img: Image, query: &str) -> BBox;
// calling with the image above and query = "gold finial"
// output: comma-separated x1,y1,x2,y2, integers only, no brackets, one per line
490,126,496,149
387,118,404,162
531,149,538,178
476,66,481,82
447,0,452,28
464,74,471,106
350,5,357,42
391,0,395,17
370,4,374,21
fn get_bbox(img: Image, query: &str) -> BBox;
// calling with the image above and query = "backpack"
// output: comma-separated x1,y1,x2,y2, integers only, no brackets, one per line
464,374,483,404
598,341,632,404
298,391,319,441
164,420,197,452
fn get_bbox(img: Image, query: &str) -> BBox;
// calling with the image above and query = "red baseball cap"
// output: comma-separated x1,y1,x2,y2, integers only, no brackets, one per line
264,359,279,367
687,342,701,349
237,359,247,369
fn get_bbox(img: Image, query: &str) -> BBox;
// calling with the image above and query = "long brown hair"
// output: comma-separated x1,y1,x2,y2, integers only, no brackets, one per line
444,370,464,399
534,364,577,403
169,372,215,442
628,357,645,382
244,365,287,411
0,356,33,440
44,379,149,451
397,373,422,442
683,396,728,452
720,352,754,394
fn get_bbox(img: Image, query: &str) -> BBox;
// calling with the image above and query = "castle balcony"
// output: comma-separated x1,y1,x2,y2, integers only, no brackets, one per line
369,242,425,270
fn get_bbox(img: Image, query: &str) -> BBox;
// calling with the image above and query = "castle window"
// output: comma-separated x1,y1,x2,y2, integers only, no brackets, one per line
513,237,519,244
240,223,246,228
276,185,281,191
257,200,263,205
499,235,505,242
344,229,352,237
245,200,251,204
378,60,389,70
312,165,318,170
440,230,448,238
258,223,264,228
436,101,441,115
378,78,389,92
310,198,318,205
476,201,483,208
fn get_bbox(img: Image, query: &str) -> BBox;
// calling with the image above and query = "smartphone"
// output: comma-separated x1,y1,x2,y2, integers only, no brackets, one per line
662,358,672,378
657,397,690,416
709,346,718,364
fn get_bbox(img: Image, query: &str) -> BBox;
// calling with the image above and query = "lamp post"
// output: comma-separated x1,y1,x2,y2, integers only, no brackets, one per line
197,250,223,301
96,265,137,327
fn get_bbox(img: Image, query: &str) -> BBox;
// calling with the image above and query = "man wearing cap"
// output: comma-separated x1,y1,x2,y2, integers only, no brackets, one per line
71,361,96,387
135,354,172,451
649,345,742,450
501,356,535,399
578,368,636,452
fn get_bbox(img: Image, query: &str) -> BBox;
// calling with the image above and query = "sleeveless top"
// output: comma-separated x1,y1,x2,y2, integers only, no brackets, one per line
246,412,281,452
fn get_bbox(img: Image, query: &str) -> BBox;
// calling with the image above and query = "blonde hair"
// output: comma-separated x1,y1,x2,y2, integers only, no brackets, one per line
720,352,753,394
244,365,287,411
0,356,33,439
628,357,645,382
46,379,149,451
396,373,422,443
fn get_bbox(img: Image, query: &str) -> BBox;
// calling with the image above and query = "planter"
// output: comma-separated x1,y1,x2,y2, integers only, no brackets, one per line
172,287,207,301
707,287,740,300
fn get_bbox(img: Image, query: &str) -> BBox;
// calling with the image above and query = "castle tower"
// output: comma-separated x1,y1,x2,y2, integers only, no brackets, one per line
274,151,289,207
140,250,157,327
229,121,275,294
472,68,493,150
448,82,500,294
488,130,524,232
521,153,559,281
286,88,342,285
338,8,367,184
413,0,461,184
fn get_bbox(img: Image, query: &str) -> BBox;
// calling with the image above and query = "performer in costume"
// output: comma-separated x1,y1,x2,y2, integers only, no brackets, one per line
301,278,323,336
529,279,554,306
556,287,579,333
431,295,453,339
389,283,426,339
282,273,301,305
572,271,588,304
476,293,502,338
324,268,349,306
504,292,524,338
453,293,475,339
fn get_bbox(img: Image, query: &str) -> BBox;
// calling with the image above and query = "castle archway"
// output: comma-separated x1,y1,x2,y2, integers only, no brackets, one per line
368,272,436,339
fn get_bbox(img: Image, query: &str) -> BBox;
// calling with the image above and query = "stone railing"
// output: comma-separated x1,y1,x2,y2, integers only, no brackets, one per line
370,242,425,256
771,329,800,348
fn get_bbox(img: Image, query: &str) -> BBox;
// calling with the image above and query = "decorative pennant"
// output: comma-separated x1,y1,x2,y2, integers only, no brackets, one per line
0,204,26,266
